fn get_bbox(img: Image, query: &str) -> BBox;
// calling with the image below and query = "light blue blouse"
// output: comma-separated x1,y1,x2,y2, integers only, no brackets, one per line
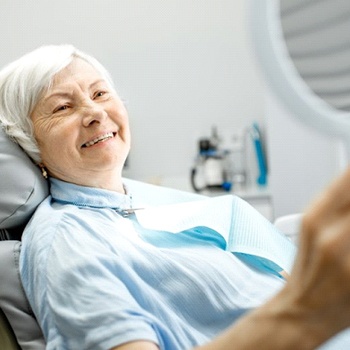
20,178,287,350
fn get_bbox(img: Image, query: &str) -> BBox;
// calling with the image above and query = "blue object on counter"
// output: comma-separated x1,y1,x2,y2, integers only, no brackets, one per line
250,123,267,186
222,181,232,192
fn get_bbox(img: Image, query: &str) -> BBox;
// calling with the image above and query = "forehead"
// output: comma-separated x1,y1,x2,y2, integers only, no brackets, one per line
50,58,103,89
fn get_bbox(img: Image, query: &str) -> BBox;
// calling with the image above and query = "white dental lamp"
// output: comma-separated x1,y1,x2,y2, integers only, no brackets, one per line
249,0,350,158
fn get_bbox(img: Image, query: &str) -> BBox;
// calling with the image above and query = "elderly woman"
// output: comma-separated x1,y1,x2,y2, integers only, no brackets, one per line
1,45,350,350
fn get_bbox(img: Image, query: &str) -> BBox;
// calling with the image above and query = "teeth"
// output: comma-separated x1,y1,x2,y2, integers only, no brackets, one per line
84,132,114,147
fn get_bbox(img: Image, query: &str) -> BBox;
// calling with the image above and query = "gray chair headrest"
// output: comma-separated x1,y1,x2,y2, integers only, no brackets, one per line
0,128,49,229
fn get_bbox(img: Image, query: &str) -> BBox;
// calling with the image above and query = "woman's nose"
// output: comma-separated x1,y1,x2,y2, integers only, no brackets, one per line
81,102,107,126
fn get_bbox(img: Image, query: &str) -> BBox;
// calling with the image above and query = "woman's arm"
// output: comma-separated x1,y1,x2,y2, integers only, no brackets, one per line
112,168,350,350
109,303,320,350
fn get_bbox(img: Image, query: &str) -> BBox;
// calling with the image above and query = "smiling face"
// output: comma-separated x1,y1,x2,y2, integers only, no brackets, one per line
30,58,131,192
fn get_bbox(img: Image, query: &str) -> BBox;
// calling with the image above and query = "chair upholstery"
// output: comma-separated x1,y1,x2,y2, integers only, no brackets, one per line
0,128,49,229
0,307,20,350
0,128,48,349
0,241,45,350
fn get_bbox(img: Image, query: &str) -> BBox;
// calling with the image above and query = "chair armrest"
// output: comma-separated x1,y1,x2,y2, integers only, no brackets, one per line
274,213,303,244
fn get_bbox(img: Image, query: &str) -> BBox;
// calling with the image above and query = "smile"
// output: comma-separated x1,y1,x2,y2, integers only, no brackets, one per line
82,132,115,148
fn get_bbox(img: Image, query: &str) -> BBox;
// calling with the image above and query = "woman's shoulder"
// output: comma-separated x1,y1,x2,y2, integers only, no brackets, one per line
24,195,119,249
22,195,89,249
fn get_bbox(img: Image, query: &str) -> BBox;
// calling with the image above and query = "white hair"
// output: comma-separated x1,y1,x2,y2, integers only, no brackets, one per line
0,44,115,163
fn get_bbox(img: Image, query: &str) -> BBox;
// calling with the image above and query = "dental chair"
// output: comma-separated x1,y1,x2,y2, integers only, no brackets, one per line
0,128,48,350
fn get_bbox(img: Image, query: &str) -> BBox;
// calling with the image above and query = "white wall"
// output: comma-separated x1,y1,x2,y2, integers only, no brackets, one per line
0,0,265,183
265,88,344,218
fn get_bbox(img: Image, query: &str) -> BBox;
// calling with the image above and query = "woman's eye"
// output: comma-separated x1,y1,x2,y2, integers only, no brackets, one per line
94,91,106,99
53,105,69,113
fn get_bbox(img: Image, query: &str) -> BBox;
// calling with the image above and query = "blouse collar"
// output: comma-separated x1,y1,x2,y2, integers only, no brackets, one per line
49,178,132,211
